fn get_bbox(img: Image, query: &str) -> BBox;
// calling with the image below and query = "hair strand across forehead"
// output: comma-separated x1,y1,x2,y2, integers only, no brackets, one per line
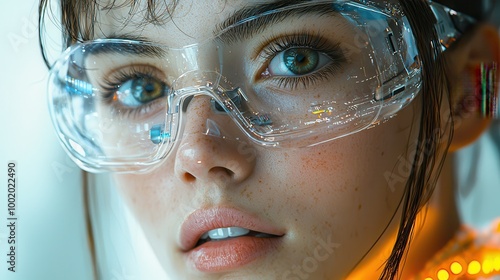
38,0,180,66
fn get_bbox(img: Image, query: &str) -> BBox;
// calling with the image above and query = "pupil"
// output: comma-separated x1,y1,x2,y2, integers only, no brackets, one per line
144,83,155,93
284,48,319,75
132,77,162,102
296,54,306,64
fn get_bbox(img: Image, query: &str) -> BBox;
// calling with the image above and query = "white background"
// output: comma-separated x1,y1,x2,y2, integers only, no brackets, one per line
0,1,92,280
0,1,499,280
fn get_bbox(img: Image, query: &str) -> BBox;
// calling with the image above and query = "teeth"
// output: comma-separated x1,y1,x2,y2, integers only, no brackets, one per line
203,227,250,240
200,232,209,240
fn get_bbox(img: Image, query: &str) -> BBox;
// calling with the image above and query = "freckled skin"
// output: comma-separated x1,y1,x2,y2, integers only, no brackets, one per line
113,96,420,279
97,1,423,279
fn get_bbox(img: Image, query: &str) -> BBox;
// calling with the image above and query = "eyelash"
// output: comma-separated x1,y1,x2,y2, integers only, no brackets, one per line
95,34,344,117
99,65,167,118
258,33,346,89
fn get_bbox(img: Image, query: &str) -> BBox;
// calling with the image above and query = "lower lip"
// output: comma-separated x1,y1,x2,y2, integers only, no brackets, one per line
185,236,281,273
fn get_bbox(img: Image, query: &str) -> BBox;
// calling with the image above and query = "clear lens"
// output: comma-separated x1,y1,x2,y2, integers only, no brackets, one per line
48,43,171,172
47,0,421,173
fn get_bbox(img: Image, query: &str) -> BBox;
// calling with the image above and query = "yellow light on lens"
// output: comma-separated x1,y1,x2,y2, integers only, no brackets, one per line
450,261,463,274
424,278,433,280
483,258,493,274
468,260,481,275
494,256,500,271
437,269,449,280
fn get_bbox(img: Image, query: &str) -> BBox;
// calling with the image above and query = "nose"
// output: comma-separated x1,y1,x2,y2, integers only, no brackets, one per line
174,96,256,185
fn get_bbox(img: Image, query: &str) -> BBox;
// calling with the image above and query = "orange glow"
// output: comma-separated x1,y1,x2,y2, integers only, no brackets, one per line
494,256,500,271
467,260,481,275
416,223,500,279
437,269,449,280
450,261,462,275
483,258,493,274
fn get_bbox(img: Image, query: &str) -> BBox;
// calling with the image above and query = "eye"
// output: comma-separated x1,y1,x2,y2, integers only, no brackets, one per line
116,76,167,107
267,47,332,76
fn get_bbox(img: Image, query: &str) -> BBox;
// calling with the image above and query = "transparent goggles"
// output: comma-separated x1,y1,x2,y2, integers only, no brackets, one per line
48,0,423,173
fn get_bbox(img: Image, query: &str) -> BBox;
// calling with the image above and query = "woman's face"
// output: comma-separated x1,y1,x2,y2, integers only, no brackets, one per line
94,1,421,278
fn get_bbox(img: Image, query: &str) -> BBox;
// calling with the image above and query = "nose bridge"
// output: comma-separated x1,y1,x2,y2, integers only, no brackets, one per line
165,43,252,152
173,94,256,185
181,95,216,135
178,92,241,140
168,39,242,115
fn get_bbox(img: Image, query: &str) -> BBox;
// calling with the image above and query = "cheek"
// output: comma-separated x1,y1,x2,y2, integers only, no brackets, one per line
275,124,409,229
279,113,413,208
109,98,419,278
112,169,185,270
265,103,418,273
112,166,179,238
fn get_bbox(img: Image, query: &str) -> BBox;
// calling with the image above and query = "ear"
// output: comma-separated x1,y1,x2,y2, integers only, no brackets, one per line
444,24,500,152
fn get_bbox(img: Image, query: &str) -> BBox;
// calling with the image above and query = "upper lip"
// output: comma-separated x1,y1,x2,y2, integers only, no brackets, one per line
179,207,285,252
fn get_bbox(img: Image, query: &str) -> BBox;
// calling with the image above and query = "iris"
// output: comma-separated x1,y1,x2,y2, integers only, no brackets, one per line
130,77,165,103
283,48,319,75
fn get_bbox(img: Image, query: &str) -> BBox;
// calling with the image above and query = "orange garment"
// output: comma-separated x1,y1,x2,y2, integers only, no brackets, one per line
413,220,500,280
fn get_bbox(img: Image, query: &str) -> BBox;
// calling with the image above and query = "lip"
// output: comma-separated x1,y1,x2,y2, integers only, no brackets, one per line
179,207,285,272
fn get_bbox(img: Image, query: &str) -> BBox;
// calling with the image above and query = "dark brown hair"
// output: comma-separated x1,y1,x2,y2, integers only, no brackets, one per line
382,0,452,278
38,0,453,279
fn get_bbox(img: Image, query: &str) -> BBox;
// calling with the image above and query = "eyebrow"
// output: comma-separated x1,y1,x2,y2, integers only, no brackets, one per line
91,1,338,50
84,35,167,57
215,0,339,44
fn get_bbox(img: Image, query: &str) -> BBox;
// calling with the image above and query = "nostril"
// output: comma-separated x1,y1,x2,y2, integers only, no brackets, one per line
209,166,235,180
181,167,234,183
183,172,196,182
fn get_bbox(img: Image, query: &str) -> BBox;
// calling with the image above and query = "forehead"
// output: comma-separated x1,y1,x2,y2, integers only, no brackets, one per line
95,0,264,43
94,0,348,45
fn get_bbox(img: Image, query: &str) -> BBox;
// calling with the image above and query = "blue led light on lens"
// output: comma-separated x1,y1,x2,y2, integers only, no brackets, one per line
150,124,170,144
65,76,93,95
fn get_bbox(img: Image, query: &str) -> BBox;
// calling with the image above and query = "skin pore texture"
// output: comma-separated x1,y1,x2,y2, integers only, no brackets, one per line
114,98,419,279
78,0,498,279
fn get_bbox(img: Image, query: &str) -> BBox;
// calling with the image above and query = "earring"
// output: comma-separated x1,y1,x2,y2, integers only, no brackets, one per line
474,62,498,118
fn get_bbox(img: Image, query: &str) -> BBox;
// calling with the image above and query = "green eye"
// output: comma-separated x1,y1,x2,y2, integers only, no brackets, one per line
283,48,319,75
268,47,330,77
117,76,167,107
131,77,165,102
